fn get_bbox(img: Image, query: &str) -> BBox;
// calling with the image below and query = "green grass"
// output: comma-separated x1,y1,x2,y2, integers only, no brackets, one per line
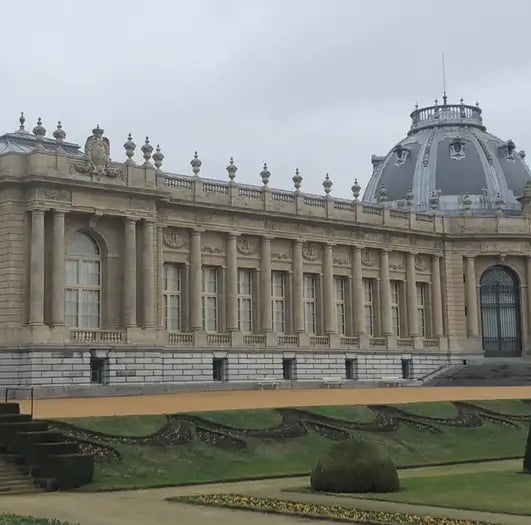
65,399,531,491
467,399,531,416
54,415,166,436
304,406,377,423
391,402,459,419
196,409,281,429
357,466,531,515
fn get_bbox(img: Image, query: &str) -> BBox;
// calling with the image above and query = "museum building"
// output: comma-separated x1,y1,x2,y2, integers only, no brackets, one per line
1,97,530,395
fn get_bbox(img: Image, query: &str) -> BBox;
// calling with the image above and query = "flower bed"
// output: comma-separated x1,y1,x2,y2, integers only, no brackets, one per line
0,515,76,525
176,494,496,525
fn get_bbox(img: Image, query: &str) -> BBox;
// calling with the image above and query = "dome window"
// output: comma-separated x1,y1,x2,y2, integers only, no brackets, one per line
449,136,466,160
392,144,409,166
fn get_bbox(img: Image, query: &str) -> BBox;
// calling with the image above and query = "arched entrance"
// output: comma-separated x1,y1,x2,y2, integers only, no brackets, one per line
480,265,522,357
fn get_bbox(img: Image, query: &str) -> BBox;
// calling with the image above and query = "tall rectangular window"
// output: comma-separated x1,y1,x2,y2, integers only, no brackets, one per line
345,358,358,380
202,266,218,332
363,279,375,336
335,277,346,335
271,271,286,334
391,280,401,336
163,264,182,332
304,274,317,334
238,269,253,333
417,283,427,337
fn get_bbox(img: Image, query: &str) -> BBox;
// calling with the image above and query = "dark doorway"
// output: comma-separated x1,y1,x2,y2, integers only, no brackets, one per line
480,265,522,357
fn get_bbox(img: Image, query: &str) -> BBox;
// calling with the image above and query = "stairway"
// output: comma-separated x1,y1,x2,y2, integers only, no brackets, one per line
0,454,40,495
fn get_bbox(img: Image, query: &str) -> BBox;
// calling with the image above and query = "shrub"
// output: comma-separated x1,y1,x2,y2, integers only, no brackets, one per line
310,439,399,493
523,421,531,472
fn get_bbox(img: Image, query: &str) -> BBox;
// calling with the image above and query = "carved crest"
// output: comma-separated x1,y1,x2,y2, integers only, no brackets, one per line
73,125,124,180
302,242,320,261
361,249,376,267
415,255,428,272
237,238,254,256
163,229,187,249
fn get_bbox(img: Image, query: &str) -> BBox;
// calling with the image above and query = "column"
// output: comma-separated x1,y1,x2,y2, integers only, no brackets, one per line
226,233,238,331
352,246,365,334
50,211,65,326
380,249,393,335
406,252,419,336
29,209,45,325
465,256,479,336
323,243,335,333
190,230,203,331
527,257,531,339
293,239,304,332
123,218,137,328
142,220,155,328
260,236,272,332
431,255,444,337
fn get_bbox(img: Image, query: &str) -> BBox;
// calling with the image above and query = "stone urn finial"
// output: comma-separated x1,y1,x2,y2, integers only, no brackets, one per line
226,157,237,181
191,151,202,177
141,136,153,166
53,121,66,150
260,162,271,186
292,168,302,192
351,178,361,201
322,173,332,196
123,133,136,164
153,145,164,171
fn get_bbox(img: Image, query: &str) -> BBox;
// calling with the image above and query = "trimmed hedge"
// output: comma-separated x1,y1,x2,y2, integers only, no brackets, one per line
35,454,94,490
523,421,531,472
311,439,399,493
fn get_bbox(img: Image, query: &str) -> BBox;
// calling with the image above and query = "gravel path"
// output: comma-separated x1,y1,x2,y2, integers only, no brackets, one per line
20,385,531,419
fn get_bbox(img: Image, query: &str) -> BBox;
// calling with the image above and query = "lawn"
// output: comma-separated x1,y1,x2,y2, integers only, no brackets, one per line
56,399,531,491
354,463,531,515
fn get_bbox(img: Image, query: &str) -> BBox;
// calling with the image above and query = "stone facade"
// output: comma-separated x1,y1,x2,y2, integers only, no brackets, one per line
1,119,530,396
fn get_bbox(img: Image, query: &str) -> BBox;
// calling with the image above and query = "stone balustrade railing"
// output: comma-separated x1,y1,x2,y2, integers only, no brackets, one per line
156,174,441,233
69,329,441,350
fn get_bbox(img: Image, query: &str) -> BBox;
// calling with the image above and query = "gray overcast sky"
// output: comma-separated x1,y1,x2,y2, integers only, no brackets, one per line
2,0,531,198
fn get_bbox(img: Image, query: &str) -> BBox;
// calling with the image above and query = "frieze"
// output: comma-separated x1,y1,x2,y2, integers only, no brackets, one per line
389,253,404,270
202,246,223,255
127,197,152,211
333,257,350,266
163,229,187,249
271,252,289,260
40,188,72,202
237,238,255,256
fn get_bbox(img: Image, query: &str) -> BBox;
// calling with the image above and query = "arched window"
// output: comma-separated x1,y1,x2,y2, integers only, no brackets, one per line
480,265,521,357
65,231,101,328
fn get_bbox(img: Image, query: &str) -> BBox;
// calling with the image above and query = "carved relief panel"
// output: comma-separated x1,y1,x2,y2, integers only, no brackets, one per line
389,252,404,271
163,228,188,251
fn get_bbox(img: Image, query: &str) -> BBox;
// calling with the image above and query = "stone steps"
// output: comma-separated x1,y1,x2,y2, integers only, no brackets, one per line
0,454,40,495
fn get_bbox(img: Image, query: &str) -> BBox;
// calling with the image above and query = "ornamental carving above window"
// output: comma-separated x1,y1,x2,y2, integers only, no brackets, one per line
302,242,320,261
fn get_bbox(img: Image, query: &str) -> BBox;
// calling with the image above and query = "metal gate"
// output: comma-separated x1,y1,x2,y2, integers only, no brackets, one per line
480,265,521,357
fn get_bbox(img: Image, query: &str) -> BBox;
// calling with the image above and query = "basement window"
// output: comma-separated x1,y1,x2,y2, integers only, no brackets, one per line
90,357,108,384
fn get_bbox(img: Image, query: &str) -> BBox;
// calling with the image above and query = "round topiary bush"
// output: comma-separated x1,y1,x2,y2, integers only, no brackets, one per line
310,439,399,493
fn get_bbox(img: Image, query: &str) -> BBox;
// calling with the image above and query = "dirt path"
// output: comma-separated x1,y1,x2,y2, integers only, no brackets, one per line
0,472,528,525
18,385,531,418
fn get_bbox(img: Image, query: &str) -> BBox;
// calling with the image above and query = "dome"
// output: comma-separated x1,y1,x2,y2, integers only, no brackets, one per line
362,97,531,214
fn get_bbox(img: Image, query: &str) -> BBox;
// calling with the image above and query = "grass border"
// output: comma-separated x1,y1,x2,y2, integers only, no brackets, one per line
83,456,523,493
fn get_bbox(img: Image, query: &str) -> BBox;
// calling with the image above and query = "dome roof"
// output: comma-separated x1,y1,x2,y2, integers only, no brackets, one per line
362,97,531,214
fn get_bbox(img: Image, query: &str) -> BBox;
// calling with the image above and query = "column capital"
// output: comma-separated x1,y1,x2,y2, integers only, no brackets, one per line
124,217,138,225
192,228,206,234
28,207,46,215
262,234,274,240
227,231,241,238
352,244,362,252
